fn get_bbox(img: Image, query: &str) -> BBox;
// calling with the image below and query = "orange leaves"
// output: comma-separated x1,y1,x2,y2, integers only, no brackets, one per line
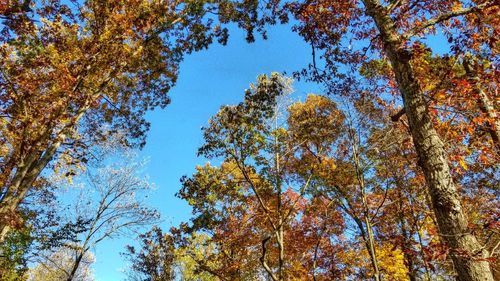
0,1,8,14
408,50,499,173
1,0,195,157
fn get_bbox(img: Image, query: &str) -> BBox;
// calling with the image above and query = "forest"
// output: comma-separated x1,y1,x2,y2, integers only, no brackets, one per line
0,0,498,280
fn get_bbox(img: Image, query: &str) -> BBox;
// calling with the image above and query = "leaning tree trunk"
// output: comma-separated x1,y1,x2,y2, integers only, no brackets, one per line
0,102,89,242
66,250,84,281
0,143,60,241
361,1,494,280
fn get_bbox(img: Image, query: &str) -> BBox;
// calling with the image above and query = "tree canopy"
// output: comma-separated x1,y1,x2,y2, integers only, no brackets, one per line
1,0,498,280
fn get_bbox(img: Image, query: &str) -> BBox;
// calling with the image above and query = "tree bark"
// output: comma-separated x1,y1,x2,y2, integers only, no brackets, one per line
0,102,89,242
361,1,494,280
0,143,59,241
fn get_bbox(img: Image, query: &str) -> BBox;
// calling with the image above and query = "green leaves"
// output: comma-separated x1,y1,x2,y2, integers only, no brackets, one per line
0,227,33,280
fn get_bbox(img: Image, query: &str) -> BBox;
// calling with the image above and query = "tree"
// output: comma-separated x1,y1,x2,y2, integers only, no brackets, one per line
124,226,176,281
27,246,95,281
181,73,297,280
0,178,70,281
288,94,387,279
171,232,222,281
276,0,499,279
55,160,159,281
175,74,353,280
0,226,32,280
287,93,430,280
0,0,270,240
124,227,223,281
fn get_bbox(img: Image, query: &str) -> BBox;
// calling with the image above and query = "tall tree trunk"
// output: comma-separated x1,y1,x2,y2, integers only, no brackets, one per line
361,1,494,280
277,223,284,281
0,144,59,241
364,216,381,281
275,118,284,281
0,100,91,242
351,128,382,281
352,215,381,281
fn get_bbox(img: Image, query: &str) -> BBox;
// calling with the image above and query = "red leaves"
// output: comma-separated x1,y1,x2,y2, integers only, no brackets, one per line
0,0,8,15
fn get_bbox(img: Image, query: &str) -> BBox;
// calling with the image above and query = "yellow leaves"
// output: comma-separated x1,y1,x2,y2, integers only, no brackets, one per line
39,17,55,29
311,156,337,177
459,158,468,171
220,160,244,180
433,91,447,106
333,242,409,280
50,151,85,185
376,244,409,281
288,94,345,148
434,92,446,100
0,118,10,158
174,233,216,281
451,2,464,12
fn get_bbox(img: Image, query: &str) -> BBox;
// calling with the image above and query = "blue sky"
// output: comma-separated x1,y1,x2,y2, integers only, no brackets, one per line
90,23,319,280
1,2,456,279
33,13,450,280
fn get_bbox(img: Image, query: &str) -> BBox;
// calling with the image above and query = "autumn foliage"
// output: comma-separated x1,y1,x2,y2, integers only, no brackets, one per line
1,0,499,280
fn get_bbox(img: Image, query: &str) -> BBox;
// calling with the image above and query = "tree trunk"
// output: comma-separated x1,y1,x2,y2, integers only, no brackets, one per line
364,216,381,281
0,148,56,241
0,99,91,242
351,129,382,281
275,113,284,281
361,1,494,280
66,250,84,281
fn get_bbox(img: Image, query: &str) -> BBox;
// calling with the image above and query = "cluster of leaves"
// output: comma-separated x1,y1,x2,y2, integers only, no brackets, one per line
124,226,176,281
0,227,32,280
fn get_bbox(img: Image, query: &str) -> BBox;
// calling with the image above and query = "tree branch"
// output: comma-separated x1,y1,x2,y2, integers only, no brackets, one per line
386,0,405,13
403,1,498,39
260,236,278,281
391,108,406,122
